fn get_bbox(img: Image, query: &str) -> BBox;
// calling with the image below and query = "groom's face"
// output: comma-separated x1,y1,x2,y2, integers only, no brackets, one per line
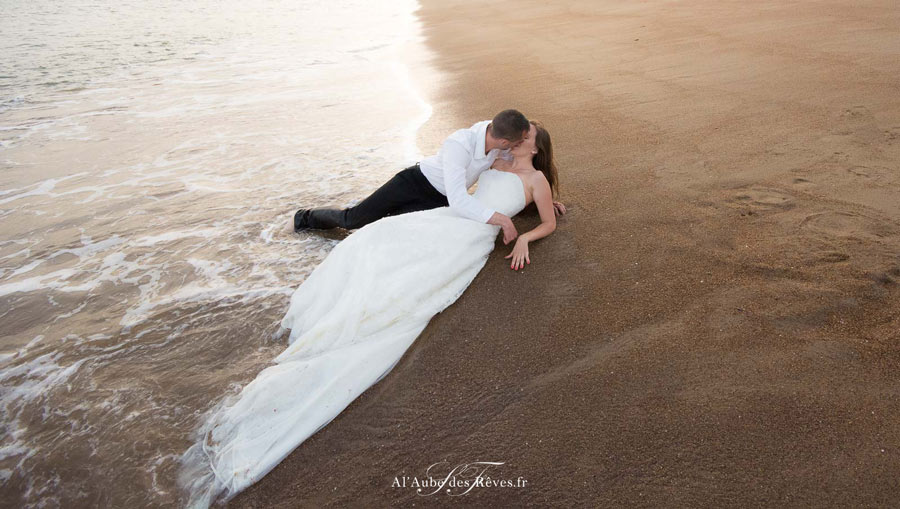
510,123,538,157
501,129,529,150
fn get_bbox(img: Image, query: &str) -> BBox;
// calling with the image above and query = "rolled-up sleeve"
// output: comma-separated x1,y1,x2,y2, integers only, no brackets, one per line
441,139,495,223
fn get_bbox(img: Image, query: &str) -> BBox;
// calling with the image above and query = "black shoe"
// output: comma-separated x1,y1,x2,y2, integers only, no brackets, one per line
295,207,346,230
293,208,312,231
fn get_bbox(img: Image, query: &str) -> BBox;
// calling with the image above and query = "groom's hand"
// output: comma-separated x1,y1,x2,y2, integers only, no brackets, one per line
488,212,518,244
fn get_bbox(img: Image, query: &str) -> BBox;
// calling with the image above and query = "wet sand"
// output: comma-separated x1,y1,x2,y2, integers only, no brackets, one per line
232,0,900,506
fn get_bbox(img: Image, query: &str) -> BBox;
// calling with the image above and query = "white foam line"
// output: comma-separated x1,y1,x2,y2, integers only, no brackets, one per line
393,0,433,164
64,234,124,259
8,260,42,278
52,300,88,322
393,59,432,164
0,173,89,203
0,166,206,211
0,351,88,478
120,285,294,329
0,234,127,296
0,268,79,297
0,179,58,205
0,336,46,367
1,248,31,260
56,186,108,204
0,352,87,408
1,235,125,282
131,228,219,247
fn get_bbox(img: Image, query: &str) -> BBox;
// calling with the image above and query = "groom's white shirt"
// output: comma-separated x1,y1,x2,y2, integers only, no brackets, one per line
419,120,512,223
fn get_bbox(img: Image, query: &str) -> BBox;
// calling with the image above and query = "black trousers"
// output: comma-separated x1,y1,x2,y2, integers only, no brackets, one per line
303,164,449,230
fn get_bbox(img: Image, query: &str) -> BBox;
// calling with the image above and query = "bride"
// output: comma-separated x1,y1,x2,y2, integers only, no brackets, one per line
179,120,562,507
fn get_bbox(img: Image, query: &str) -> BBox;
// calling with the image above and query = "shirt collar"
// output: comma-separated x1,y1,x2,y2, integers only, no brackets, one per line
474,120,490,160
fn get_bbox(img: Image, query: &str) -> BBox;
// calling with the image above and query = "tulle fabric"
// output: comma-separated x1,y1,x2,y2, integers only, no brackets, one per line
179,170,525,507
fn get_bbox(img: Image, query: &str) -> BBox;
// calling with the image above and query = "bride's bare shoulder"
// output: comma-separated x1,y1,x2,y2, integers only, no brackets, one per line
526,169,549,186
526,170,552,203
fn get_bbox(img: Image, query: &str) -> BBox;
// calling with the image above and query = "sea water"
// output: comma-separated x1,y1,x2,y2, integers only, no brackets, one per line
0,0,431,505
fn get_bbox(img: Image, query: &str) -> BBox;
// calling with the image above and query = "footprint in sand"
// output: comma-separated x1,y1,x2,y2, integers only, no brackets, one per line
818,251,850,263
884,126,900,144
840,105,870,120
799,210,898,242
790,177,817,190
725,185,795,212
846,165,893,184
802,249,850,268
802,339,860,364
868,270,897,286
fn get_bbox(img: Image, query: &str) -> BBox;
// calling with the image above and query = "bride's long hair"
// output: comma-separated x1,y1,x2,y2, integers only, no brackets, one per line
530,120,559,199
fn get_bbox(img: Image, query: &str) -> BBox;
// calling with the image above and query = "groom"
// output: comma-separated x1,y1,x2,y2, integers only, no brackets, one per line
293,109,530,245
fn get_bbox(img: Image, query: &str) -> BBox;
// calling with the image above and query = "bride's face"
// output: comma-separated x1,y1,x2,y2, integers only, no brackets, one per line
510,123,538,159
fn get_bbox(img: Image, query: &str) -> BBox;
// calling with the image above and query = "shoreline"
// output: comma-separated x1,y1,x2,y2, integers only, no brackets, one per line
232,0,900,506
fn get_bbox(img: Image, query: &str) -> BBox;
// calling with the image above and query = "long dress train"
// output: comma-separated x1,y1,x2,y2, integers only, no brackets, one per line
179,169,527,506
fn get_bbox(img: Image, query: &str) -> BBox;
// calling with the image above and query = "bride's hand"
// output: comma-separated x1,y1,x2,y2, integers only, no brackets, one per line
552,200,566,216
504,238,530,271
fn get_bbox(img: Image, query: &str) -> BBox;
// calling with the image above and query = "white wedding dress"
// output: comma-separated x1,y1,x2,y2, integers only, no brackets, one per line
179,169,527,507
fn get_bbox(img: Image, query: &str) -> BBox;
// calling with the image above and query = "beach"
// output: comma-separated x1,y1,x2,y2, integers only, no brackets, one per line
232,0,900,506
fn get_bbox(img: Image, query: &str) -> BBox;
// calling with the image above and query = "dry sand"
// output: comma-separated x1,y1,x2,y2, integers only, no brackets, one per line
232,1,899,506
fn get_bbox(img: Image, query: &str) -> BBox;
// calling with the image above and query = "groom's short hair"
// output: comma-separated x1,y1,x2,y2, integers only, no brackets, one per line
490,109,530,141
